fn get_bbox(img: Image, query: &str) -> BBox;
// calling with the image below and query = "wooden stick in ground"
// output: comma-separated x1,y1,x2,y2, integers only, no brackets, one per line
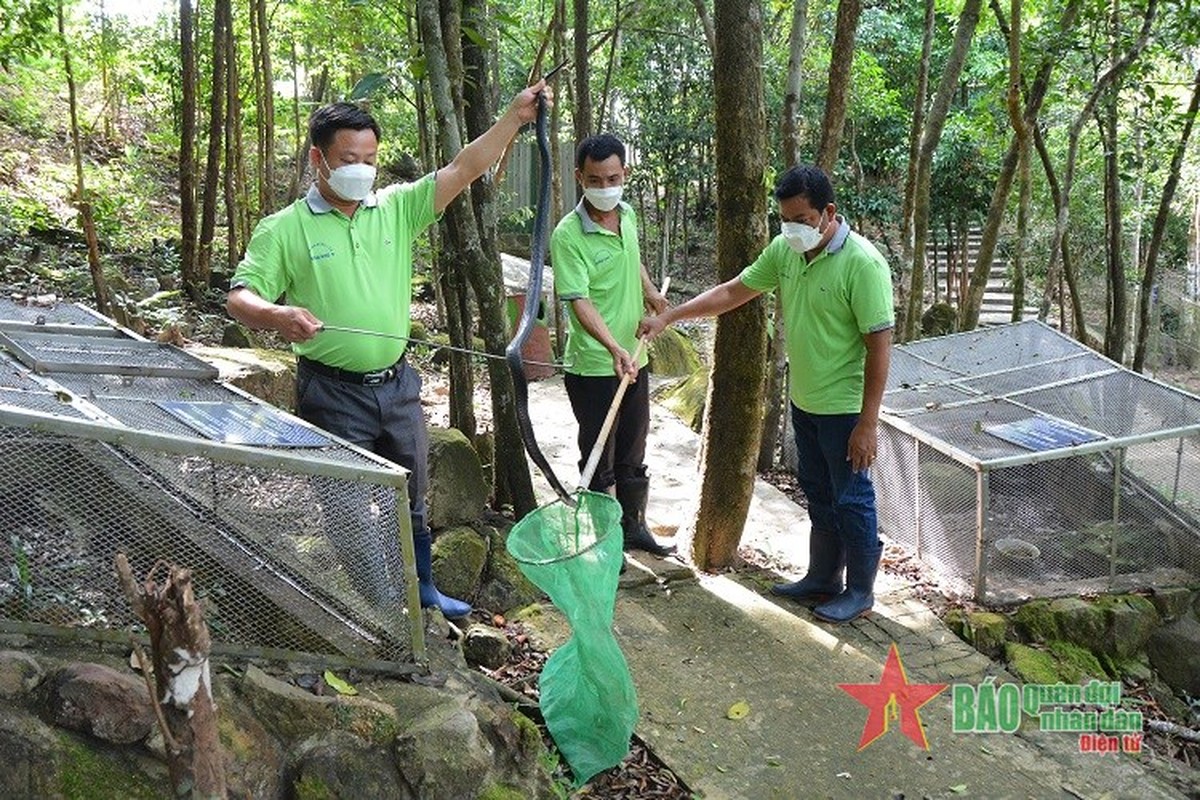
115,553,227,799
578,277,670,491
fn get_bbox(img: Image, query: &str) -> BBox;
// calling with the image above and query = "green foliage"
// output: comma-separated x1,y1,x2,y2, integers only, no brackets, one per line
0,0,56,69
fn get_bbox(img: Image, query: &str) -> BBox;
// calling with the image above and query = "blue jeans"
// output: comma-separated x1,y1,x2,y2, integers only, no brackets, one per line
791,404,879,553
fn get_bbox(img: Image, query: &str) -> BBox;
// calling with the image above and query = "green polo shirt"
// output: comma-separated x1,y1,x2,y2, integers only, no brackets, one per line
740,219,894,414
232,176,437,372
550,201,649,377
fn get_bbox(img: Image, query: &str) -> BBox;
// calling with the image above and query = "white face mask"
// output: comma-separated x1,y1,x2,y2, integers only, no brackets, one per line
583,185,623,212
321,154,376,202
781,213,827,254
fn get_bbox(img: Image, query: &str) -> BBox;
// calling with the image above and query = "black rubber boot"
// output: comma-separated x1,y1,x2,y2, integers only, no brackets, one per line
414,532,472,619
615,477,676,557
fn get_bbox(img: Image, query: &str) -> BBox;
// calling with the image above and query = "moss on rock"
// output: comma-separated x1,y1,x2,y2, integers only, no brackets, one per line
1004,643,1059,685
1014,599,1059,642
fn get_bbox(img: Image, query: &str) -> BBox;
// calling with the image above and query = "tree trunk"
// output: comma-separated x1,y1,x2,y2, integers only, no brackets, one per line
573,0,590,142
689,0,769,570
690,0,715,53
254,0,275,214
179,0,198,294
1133,65,1200,370
59,0,110,318
223,11,241,273
960,0,1080,330
904,0,983,341
595,3,621,131
897,0,934,320
759,0,809,472
197,0,230,294
116,555,225,799
814,0,860,172
419,0,536,516
1033,123,1087,341
1038,0,1158,325
780,0,808,167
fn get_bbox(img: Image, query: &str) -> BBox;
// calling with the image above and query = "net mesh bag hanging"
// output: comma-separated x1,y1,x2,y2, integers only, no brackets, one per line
506,490,637,784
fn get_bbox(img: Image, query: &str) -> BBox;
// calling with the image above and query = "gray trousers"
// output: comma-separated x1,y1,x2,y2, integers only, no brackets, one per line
296,357,428,603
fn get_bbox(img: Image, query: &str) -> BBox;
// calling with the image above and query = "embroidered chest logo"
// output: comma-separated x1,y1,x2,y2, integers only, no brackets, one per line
309,243,335,262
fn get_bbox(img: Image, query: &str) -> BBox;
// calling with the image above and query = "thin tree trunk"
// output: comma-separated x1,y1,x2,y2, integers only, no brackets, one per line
759,0,808,472
59,0,110,317
690,0,769,570
420,0,536,515
690,0,715,53
904,0,984,341
197,0,230,293
1134,65,1200,370
573,0,590,141
595,2,620,132
254,0,275,214
898,0,934,319
961,0,1079,330
116,556,225,799
223,11,240,273
179,0,198,292
1033,123,1088,342
814,0,860,172
1039,0,1158,324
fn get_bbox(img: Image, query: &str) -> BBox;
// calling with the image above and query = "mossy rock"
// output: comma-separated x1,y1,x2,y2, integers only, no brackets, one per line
1004,643,1059,685
427,427,489,529
1048,597,1106,649
921,302,957,337
475,528,543,614
1014,599,1059,642
655,367,708,432
944,608,968,639
57,732,165,800
963,611,1010,658
1046,640,1109,682
648,327,701,377
1147,586,1197,622
431,527,490,601
408,319,429,346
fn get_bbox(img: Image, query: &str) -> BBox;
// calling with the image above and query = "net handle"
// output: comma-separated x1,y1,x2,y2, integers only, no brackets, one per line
577,277,669,491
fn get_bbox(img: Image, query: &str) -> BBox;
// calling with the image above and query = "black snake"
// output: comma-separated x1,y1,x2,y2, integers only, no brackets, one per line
505,92,572,504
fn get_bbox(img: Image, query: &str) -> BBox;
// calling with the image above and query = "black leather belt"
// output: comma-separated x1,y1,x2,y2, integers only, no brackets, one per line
299,355,402,386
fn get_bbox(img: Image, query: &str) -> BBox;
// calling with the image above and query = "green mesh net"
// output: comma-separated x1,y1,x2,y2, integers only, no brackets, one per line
506,490,637,784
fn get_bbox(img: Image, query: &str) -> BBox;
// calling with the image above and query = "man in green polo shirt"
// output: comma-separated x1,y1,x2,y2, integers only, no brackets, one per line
638,164,894,623
550,133,674,556
226,81,549,619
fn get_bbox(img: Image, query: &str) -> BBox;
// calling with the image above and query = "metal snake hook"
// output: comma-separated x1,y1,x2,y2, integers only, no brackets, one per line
505,89,573,504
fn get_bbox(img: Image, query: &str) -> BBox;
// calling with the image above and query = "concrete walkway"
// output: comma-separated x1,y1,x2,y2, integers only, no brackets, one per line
520,376,1194,799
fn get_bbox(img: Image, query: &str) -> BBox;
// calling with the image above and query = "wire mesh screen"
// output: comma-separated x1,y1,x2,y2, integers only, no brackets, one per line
0,301,424,665
879,321,1200,601
0,419,416,662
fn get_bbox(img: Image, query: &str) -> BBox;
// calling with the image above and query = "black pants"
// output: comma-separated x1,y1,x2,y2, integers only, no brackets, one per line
564,370,650,492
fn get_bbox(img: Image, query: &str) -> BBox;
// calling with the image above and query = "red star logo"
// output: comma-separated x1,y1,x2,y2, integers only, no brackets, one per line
837,643,948,751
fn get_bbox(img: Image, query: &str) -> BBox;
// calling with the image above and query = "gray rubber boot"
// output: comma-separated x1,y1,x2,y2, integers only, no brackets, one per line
770,528,845,604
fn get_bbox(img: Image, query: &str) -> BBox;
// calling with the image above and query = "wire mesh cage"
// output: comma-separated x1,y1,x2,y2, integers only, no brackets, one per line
0,299,424,665
878,320,1200,603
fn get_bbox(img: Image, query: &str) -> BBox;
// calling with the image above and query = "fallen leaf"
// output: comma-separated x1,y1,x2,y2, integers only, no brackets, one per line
726,701,750,720
949,785,968,794
323,669,358,696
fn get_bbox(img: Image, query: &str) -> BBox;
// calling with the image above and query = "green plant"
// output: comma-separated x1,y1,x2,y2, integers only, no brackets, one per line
9,534,32,605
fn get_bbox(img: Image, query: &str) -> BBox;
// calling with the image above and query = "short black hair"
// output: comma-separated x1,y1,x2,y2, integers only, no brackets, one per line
309,102,382,151
576,134,626,170
774,165,834,209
